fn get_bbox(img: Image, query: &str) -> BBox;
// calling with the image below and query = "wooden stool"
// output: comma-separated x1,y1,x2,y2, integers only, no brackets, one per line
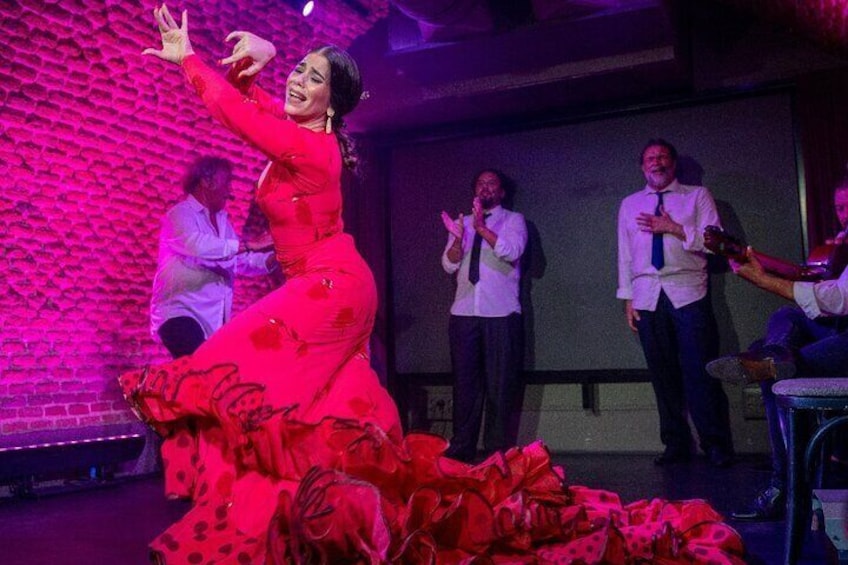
774,378,848,565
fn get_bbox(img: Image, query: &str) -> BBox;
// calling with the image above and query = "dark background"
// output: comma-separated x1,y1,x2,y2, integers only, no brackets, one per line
389,92,802,375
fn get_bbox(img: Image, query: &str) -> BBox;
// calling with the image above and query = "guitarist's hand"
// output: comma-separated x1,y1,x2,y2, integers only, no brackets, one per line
731,246,767,285
637,207,685,240
625,300,640,332
731,246,796,300
826,229,848,245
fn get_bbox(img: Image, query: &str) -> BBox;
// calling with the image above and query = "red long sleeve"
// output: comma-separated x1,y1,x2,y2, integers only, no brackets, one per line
182,54,310,161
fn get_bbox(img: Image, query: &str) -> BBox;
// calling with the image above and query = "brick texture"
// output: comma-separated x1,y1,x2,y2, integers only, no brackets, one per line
0,0,388,436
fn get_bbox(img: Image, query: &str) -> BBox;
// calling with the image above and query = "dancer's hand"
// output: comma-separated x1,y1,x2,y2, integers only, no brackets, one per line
142,4,194,64
221,31,276,78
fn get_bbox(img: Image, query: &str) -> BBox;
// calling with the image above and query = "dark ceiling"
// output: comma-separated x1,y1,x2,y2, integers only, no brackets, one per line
346,0,848,135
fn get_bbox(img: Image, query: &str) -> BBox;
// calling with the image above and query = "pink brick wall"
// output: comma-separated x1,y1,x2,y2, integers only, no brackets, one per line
0,0,387,437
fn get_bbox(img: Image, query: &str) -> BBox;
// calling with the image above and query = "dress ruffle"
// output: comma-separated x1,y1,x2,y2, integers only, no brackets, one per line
122,362,744,565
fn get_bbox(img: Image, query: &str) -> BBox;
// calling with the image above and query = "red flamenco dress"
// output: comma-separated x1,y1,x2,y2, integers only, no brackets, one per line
120,54,746,564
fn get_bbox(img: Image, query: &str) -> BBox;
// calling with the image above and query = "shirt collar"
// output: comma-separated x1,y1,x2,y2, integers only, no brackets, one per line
186,193,206,211
484,204,504,217
186,194,227,220
643,178,680,195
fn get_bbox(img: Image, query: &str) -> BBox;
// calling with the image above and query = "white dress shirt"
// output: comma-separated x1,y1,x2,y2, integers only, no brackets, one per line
617,179,720,311
794,266,848,318
441,205,528,317
150,195,272,338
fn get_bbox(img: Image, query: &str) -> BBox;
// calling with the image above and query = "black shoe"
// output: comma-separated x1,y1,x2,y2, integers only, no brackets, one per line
654,449,691,466
730,486,785,521
706,446,734,468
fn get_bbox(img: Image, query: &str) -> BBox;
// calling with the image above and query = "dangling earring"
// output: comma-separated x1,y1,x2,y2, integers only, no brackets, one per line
325,108,335,134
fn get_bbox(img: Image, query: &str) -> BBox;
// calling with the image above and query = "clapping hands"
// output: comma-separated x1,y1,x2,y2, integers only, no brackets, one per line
440,211,464,240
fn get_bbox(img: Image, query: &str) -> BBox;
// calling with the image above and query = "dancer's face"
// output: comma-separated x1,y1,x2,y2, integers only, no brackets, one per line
285,52,332,129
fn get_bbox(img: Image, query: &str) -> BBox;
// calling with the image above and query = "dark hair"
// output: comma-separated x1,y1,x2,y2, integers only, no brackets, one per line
472,168,509,189
312,45,362,172
639,138,678,164
473,168,516,208
183,156,232,195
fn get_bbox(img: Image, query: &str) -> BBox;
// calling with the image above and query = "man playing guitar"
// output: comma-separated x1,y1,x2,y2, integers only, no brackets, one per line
706,178,848,521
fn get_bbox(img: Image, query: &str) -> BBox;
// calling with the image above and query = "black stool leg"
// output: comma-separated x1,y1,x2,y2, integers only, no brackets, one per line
785,406,805,565
805,415,848,487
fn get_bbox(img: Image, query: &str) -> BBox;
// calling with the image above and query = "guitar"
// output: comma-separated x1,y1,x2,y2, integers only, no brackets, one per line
703,225,848,281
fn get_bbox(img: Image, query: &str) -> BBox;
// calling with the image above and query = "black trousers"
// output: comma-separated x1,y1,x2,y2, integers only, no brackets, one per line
141,316,206,473
635,291,733,454
447,313,523,461
757,306,848,487
157,316,206,359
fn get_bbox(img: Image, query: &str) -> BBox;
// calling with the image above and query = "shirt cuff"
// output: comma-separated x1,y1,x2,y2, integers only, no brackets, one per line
442,254,460,273
680,223,699,251
793,281,821,318
224,237,240,257
492,235,522,262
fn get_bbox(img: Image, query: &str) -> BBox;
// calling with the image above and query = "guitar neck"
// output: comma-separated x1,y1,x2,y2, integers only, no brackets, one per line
704,225,836,282
750,250,808,281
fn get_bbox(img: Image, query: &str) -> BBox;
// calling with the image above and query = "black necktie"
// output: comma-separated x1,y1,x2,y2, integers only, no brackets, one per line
651,192,665,270
468,213,491,285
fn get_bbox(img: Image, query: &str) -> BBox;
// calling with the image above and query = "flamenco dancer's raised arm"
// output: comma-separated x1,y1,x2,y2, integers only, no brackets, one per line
143,5,323,160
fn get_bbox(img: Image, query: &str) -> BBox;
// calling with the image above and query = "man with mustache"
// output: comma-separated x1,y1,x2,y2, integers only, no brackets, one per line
440,169,528,462
617,139,734,468
707,179,848,521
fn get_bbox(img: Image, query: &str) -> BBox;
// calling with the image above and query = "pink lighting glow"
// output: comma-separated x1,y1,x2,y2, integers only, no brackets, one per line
0,0,387,440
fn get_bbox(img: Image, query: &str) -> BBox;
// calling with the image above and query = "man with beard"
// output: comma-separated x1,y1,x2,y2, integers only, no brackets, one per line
707,179,848,520
617,139,734,468
440,169,528,462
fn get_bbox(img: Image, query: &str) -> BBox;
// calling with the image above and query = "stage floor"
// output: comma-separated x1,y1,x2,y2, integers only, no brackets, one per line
0,452,833,564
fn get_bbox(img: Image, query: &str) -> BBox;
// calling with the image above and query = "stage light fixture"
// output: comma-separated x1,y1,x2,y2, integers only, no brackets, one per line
284,0,315,17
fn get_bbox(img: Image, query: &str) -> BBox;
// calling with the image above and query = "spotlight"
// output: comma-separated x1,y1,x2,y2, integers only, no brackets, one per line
284,0,315,17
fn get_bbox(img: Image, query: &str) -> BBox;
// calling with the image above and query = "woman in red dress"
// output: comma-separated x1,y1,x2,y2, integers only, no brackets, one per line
122,5,747,563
